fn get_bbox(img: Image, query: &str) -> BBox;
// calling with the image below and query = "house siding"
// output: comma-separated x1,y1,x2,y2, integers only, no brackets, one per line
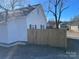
26,5,46,29
0,23,8,43
70,26,79,32
0,4,47,45
7,16,27,43
0,16,27,44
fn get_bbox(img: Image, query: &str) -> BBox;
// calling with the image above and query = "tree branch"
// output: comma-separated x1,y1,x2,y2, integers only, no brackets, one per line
61,6,69,13
48,0,69,29
0,5,8,11
57,0,61,6
49,9,56,16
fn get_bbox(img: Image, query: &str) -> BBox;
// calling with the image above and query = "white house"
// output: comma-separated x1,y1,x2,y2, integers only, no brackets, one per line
0,4,47,47
69,21,79,32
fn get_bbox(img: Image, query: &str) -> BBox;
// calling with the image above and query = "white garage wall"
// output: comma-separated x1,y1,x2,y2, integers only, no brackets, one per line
26,5,47,29
0,4,47,45
7,16,27,43
0,23,8,43
8,18,18,43
15,16,27,41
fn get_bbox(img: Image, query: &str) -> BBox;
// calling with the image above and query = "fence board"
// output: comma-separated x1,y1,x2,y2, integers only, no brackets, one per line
27,29,67,48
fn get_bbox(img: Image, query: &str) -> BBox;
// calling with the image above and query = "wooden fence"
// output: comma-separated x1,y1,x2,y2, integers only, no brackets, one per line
27,29,67,48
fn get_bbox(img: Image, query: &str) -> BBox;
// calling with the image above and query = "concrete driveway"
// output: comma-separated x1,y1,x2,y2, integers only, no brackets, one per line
0,39,79,59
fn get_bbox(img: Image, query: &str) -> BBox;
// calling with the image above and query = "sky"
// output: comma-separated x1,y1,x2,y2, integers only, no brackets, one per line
28,0,79,21
0,0,79,21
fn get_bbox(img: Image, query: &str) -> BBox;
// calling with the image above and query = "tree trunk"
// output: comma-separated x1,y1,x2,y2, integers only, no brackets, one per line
55,19,59,29
56,22,59,29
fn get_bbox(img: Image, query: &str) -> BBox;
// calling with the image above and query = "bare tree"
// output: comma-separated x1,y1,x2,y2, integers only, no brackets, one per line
0,0,25,10
9,0,25,10
0,0,26,22
48,0,68,29
0,5,8,22
9,0,19,10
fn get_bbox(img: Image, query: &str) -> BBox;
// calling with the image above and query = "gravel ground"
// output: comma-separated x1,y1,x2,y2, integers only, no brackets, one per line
0,39,79,59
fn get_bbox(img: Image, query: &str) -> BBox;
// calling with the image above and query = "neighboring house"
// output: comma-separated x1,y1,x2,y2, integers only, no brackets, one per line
69,21,79,32
59,22,69,30
0,4,47,46
47,21,62,29
47,21,56,29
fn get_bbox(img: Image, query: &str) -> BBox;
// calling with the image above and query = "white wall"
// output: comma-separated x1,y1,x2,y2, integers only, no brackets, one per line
0,23,8,43
15,16,27,41
7,16,27,43
7,5,47,43
0,5,47,45
26,5,47,29
8,18,18,43
71,26,79,32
